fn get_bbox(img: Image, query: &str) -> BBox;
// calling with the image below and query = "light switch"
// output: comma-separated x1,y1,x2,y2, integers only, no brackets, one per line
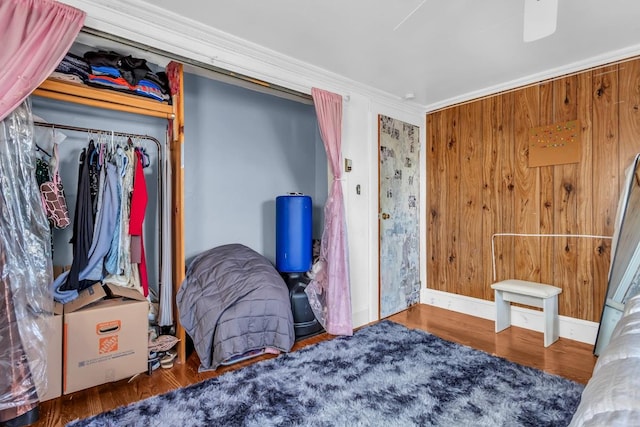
345,158,352,172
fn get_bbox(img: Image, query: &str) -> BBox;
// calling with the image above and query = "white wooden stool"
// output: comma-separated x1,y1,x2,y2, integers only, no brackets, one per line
491,279,562,347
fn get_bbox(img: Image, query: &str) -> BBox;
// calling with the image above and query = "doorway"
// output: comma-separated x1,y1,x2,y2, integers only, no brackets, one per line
378,114,421,318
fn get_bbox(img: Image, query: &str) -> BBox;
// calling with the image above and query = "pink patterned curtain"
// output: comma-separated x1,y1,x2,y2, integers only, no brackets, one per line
0,0,85,122
305,87,353,336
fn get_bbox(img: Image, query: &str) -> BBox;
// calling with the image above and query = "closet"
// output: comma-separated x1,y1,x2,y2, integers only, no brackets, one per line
30,29,328,372
32,71,188,362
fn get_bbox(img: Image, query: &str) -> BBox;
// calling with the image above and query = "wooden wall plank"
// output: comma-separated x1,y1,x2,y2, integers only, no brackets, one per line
482,97,500,298
443,106,460,292
592,65,619,318
495,93,515,282
513,86,541,282
576,72,596,321
459,102,484,297
538,82,555,287
427,112,445,291
552,76,580,318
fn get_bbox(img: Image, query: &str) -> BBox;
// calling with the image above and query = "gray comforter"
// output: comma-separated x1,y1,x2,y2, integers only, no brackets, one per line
177,244,294,370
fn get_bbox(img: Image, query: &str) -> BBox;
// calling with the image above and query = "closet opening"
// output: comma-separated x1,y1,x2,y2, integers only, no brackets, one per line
34,26,329,367
70,26,328,265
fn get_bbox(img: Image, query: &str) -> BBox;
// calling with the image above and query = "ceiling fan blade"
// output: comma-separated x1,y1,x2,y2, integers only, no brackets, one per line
523,0,558,42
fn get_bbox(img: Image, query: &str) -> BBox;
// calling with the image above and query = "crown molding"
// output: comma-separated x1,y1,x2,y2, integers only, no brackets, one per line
61,0,424,117
61,0,640,115
425,43,640,112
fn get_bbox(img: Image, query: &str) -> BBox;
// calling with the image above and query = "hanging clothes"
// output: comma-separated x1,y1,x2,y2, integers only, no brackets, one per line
104,146,140,294
130,148,149,296
119,147,136,281
82,162,120,282
48,132,158,303
62,144,95,291
51,160,120,298
158,141,173,327
35,156,55,256
104,147,127,276
88,142,101,218
35,157,51,186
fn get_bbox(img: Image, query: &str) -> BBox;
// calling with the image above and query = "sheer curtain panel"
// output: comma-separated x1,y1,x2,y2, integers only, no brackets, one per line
0,2,83,424
0,0,85,122
305,88,353,336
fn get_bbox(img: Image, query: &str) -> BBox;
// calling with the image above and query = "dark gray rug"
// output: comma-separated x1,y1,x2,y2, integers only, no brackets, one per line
67,321,583,426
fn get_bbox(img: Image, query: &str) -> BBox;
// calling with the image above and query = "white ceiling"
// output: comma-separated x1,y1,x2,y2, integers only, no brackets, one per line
138,0,640,110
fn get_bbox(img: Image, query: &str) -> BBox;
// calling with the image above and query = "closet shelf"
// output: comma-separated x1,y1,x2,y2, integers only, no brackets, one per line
33,78,175,120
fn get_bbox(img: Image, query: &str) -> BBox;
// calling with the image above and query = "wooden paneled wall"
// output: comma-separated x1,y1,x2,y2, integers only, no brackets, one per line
427,57,640,322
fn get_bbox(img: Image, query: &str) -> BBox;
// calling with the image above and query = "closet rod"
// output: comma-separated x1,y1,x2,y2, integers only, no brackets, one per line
33,121,161,152
33,120,167,310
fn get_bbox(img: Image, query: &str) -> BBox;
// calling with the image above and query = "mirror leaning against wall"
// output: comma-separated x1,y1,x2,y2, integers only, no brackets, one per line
594,153,640,355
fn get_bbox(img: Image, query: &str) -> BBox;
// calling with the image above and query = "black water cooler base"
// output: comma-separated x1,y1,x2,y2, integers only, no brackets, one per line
281,273,324,340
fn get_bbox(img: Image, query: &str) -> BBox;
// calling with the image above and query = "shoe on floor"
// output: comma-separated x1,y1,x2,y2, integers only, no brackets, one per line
160,349,177,369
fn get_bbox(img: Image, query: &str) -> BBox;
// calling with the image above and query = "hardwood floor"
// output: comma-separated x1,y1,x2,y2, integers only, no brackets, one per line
31,304,597,426
387,304,597,384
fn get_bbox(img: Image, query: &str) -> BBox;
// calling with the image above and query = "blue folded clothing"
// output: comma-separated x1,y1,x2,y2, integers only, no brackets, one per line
91,65,121,78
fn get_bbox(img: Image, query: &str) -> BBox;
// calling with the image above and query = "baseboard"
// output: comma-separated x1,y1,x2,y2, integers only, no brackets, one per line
420,288,599,345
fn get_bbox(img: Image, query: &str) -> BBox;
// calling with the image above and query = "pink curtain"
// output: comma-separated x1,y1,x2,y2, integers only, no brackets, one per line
305,88,353,336
0,0,85,122
0,1,83,424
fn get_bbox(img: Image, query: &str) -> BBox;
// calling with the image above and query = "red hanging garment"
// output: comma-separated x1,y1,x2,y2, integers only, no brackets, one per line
129,150,149,296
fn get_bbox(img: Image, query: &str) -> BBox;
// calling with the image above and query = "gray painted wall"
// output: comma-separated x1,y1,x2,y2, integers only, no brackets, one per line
184,73,326,264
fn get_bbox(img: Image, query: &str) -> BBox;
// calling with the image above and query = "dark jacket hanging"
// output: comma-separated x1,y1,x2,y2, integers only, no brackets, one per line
62,144,95,291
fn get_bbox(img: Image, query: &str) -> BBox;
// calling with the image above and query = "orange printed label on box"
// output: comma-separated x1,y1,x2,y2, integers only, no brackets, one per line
96,320,121,335
99,335,119,354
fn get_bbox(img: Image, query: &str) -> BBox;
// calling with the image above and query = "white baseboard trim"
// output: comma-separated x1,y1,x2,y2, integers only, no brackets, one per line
420,288,599,345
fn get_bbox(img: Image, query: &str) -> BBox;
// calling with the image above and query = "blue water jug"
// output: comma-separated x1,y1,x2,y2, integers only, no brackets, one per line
276,194,312,272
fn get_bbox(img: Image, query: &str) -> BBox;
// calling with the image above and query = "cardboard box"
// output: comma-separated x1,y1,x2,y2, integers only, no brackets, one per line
63,283,148,395
32,302,63,402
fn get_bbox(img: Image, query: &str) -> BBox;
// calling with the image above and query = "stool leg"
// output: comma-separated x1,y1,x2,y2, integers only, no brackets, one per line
543,296,559,347
494,290,511,333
